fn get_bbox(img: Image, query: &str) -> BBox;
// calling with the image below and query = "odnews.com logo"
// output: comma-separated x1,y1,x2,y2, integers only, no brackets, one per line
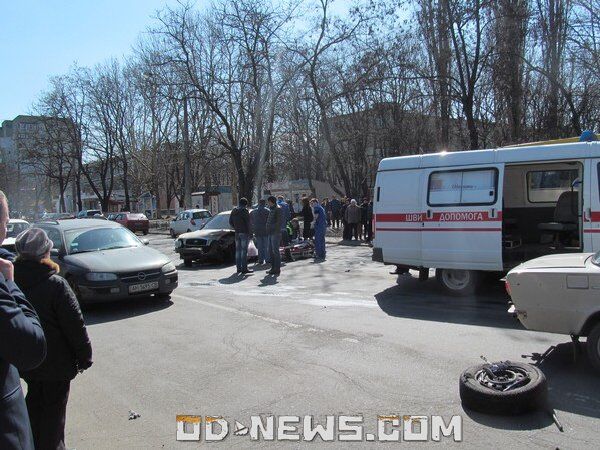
176,414,462,442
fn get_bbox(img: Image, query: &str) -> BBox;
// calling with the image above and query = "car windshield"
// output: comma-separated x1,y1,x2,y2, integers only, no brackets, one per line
202,214,231,230
65,227,141,254
593,252,600,266
6,222,29,238
193,211,210,219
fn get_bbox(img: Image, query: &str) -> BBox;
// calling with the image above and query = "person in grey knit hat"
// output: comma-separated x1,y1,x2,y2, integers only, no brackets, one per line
14,227,92,450
15,228,53,260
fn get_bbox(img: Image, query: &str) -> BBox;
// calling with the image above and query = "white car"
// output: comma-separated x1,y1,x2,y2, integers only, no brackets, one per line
170,209,212,237
506,252,600,372
1,219,31,252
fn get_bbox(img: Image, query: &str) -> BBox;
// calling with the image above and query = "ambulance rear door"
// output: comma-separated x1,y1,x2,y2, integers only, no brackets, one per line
374,169,424,267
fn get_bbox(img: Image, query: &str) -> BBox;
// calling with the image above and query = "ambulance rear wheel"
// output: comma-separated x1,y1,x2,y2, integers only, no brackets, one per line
436,269,480,296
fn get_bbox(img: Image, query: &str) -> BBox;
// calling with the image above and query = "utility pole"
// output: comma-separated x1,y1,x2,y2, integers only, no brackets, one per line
183,94,192,208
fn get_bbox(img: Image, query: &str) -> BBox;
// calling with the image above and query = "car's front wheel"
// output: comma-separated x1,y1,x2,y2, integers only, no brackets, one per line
586,322,600,372
183,258,193,268
436,268,480,296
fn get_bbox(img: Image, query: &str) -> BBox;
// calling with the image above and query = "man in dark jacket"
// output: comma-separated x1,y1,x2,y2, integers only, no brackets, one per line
330,196,342,229
250,199,270,265
277,196,293,262
0,191,47,450
229,198,253,275
14,227,93,450
266,196,282,276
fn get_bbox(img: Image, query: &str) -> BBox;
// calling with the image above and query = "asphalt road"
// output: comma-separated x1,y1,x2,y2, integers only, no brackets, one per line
64,234,600,449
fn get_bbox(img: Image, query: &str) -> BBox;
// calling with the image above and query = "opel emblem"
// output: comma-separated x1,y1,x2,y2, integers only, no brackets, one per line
137,272,147,281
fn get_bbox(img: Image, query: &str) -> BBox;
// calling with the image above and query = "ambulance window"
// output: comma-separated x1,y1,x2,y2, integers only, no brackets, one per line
527,169,578,203
428,168,497,206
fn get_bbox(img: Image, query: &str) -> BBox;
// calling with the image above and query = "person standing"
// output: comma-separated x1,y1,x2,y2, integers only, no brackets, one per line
330,195,341,229
345,199,361,241
311,198,327,260
0,191,47,450
229,198,253,275
277,196,293,262
287,200,295,218
250,199,270,265
14,228,93,450
360,198,369,241
365,199,374,243
322,197,331,227
266,196,282,276
301,197,313,240
341,198,350,240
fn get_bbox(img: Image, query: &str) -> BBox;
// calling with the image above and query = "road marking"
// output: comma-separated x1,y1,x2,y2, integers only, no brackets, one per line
172,293,317,332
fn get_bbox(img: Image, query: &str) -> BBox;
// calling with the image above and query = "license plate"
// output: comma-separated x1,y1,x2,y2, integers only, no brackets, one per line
129,281,159,294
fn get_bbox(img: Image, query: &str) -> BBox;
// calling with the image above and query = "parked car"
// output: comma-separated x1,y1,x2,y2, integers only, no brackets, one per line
170,209,212,237
1,219,31,252
35,219,178,304
175,211,257,267
77,209,104,219
506,252,600,372
114,212,150,235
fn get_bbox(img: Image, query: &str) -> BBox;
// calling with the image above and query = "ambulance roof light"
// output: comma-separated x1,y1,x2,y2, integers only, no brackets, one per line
580,130,598,142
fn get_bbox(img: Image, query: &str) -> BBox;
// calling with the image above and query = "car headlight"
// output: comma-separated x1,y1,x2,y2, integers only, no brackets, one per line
175,239,183,249
162,262,176,273
86,272,118,281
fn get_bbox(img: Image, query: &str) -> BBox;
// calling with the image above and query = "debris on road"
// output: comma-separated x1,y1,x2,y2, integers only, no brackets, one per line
128,410,142,420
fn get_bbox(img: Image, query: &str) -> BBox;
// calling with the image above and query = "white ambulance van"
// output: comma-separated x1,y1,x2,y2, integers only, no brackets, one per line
372,135,600,295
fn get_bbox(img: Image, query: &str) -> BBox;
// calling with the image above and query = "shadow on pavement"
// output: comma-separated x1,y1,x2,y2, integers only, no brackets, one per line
463,408,553,431
259,275,279,286
83,297,173,325
531,342,600,420
177,261,232,271
375,275,521,330
218,273,249,284
335,240,365,247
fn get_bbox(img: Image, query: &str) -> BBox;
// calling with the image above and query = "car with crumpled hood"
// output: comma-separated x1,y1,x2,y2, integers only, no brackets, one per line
175,210,257,267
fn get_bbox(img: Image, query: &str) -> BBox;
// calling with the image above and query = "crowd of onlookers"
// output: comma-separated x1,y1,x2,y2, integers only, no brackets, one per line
297,195,374,244
228,194,374,277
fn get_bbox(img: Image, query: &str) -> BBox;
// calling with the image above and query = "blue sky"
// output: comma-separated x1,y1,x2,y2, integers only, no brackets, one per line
0,0,353,121
0,0,183,120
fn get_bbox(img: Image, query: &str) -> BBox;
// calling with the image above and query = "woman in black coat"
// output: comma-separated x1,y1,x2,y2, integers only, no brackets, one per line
14,228,93,450
301,197,314,240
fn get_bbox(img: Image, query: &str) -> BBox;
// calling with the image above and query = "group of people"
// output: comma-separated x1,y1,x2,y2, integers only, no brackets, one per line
302,195,374,243
229,195,329,276
0,190,92,450
340,197,374,243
